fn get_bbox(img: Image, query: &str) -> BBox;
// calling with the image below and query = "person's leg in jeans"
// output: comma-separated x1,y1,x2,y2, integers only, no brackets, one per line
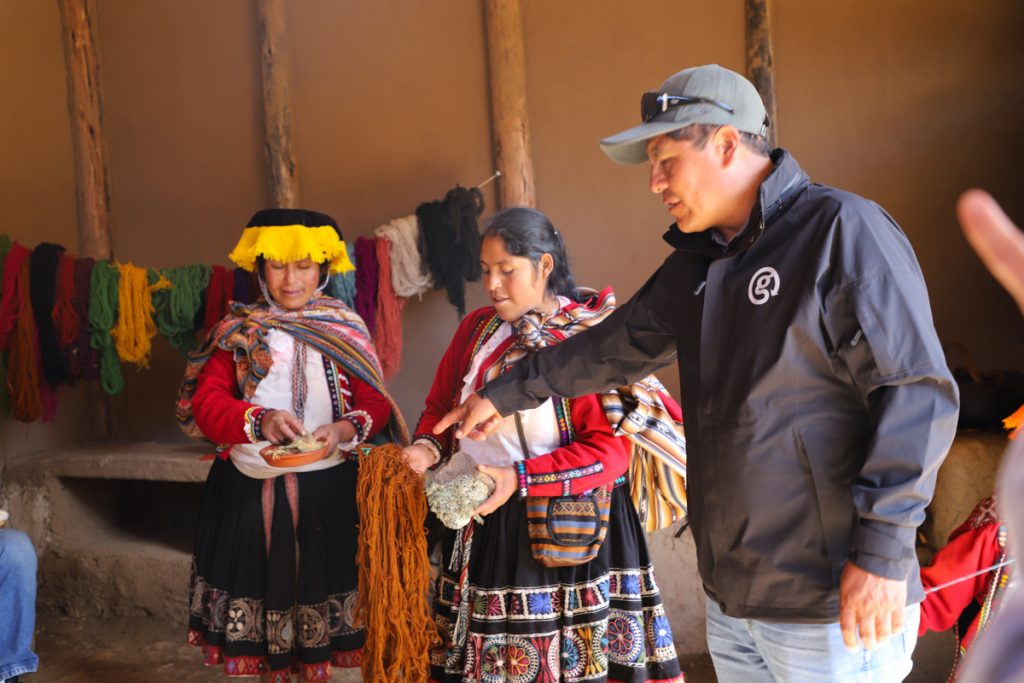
707,599,920,683
706,599,775,683
0,530,38,682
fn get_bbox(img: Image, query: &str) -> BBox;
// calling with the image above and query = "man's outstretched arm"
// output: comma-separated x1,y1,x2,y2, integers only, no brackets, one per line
437,259,681,439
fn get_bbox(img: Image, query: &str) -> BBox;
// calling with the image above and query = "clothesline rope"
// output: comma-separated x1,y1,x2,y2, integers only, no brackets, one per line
923,557,1016,594
477,170,501,188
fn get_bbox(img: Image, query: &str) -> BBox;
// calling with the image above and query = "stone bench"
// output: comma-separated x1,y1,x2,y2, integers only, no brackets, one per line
3,441,212,620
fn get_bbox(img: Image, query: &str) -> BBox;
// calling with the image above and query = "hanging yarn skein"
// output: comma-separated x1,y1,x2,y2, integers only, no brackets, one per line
30,243,71,386
0,235,11,285
374,215,432,299
53,253,79,347
355,443,437,683
71,257,99,381
354,237,379,334
416,186,485,317
0,235,9,413
89,261,124,396
327,242,358,309
447,186,484,283
0,243,31,350
113,263,171,367
373,237,404,381
203,265,234,330
231,267,258,306
153,264,211,354
8,259,43,422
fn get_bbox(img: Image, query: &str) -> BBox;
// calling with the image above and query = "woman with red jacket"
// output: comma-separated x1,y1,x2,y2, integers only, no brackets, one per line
404,207,686,683
176,209,407,683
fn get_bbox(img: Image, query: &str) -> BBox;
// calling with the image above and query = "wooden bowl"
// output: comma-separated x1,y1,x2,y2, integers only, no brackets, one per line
259,440,330,468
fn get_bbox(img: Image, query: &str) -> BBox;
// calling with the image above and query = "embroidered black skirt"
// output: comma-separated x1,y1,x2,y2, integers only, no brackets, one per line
431,485,685,683
187,457,363,681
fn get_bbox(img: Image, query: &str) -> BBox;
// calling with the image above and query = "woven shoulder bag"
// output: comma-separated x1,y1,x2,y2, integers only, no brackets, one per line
515,407,611,568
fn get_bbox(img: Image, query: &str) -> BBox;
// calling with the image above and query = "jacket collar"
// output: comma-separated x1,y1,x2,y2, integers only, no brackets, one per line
662,148,810,257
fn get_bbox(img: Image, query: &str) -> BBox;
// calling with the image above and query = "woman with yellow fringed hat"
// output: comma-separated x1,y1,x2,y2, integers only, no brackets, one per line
176,209,409,683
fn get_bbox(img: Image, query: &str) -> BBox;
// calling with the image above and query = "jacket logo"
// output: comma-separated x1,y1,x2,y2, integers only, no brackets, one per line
748,267,780,305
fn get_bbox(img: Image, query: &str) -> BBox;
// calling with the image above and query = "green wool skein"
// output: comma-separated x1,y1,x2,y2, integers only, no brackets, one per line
89,261,124,396
153,264,210,355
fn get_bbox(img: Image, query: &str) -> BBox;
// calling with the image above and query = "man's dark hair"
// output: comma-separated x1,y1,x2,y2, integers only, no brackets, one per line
668,124,771,157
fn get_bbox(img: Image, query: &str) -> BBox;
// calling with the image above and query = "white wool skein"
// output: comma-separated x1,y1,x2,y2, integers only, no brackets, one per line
375,215,433,299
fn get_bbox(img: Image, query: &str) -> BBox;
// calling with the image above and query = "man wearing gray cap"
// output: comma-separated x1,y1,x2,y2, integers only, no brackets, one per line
437,64,958,681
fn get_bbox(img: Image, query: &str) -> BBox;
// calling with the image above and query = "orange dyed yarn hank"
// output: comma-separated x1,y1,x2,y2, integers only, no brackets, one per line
9,260,43,422
356,443,437,682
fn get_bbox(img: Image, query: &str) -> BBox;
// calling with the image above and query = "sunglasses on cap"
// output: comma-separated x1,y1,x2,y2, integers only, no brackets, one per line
640,92,735,123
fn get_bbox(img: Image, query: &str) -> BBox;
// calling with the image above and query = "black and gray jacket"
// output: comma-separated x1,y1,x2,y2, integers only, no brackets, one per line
481,149,960,621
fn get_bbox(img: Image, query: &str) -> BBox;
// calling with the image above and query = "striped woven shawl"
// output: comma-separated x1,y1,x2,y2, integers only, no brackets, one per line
477,288,687,531
176,295,409,445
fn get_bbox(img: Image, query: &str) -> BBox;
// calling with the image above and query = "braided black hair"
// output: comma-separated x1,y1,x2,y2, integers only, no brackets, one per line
482,207,581,302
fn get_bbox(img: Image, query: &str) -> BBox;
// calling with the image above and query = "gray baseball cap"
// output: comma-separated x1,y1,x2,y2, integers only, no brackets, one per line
599,64,769,165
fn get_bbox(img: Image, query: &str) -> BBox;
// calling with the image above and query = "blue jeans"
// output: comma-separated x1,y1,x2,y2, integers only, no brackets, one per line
0,530,38,682
706,599,919,683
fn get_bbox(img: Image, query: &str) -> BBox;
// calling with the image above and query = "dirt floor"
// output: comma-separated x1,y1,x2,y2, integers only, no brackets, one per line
30,610,952,683
29,610,714,683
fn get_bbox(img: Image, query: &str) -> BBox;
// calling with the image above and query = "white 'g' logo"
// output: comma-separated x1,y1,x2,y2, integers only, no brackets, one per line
748,267,780,305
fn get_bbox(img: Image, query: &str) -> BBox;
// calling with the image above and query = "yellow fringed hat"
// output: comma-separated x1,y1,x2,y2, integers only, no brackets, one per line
228,208,355,275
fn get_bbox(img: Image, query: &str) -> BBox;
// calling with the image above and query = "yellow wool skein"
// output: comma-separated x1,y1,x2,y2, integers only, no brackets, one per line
113,262,171,367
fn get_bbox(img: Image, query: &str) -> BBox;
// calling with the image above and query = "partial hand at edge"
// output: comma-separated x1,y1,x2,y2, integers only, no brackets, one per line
958,189,1024,314
433,393,502,441
838,561,907,653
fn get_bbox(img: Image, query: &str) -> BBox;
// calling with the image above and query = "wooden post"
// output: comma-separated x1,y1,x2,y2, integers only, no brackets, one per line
59,0,117,437
256,0,301,208
58,0,113,260
745,0,778,148
483,0,536,208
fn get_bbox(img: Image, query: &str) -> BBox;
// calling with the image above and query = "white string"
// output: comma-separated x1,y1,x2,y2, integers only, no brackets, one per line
923,558,1016,594
477,170,501,189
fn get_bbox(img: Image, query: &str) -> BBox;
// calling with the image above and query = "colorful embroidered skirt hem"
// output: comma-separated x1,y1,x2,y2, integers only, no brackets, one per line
431,486,686,682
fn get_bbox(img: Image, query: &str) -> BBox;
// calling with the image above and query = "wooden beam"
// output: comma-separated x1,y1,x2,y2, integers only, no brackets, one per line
58,0,113,260
745,0,778,148
483,0,536,208
256,0,300,208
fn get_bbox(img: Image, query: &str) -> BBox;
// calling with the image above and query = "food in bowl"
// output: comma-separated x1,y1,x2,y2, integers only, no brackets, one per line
259,432,330,467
